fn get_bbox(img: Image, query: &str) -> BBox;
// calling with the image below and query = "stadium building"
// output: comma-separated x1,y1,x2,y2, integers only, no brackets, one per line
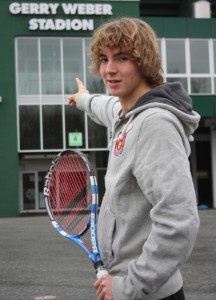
0,0,216,216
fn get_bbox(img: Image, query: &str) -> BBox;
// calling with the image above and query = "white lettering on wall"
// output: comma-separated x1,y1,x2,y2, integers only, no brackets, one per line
9,2,113,15
61,3,112,15
9,3,60,14
9,2,113,31
29,18,94,31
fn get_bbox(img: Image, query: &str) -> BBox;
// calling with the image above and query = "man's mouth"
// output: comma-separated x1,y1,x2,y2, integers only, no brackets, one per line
107,80,120,83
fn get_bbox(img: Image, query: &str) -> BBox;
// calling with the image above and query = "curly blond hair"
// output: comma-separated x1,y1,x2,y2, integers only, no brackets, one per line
90,17,164,87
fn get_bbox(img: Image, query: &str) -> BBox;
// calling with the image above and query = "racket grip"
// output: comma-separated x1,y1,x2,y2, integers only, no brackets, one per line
94,260,108,279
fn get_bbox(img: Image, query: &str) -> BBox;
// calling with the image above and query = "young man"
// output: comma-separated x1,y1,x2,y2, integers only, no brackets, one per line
68,18,200,300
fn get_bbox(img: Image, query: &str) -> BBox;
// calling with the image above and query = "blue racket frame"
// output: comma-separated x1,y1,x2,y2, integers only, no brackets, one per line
44,150,107,277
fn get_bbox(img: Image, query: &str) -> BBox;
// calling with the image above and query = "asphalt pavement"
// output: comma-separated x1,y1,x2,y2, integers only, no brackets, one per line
0,209,215,300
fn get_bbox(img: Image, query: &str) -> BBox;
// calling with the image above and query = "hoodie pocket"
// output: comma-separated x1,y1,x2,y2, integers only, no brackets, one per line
98,208,116,268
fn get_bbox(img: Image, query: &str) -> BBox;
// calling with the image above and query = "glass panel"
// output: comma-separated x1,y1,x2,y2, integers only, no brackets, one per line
42,105,63,149
166,77,188,92
214,78,216,93
87,151,108,205
85,39,106,93
63,39,83,94
88,117,107,148
157,39,161,56
65,105,85,148
166,40,186,73
191,78,211,93
214,40,216,74
190,40,209,74
19,105,40,150
17,39,39,95
41,39,61,94
97,169,106,206
38,171,46,209
23,173,35,210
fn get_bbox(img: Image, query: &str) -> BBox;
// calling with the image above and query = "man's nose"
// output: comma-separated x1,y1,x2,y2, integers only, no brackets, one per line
105,60,117,73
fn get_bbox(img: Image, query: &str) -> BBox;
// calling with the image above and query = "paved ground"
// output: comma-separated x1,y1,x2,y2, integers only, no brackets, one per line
0,209,215,300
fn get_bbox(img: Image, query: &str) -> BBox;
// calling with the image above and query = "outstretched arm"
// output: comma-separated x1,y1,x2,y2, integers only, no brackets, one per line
68,78,120,129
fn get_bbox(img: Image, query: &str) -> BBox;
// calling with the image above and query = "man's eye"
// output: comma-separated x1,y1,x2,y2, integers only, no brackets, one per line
118,56,129,62
99,57,107,63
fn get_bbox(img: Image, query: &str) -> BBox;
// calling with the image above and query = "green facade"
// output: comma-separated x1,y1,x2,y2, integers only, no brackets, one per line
0,0,216,216
0,0,139,216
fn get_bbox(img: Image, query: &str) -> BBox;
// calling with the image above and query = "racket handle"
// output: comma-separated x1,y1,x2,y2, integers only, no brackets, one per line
97,268,109,279
94,260,108,279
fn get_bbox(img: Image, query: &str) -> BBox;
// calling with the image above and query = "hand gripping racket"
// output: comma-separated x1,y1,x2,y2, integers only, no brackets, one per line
43,150,108,278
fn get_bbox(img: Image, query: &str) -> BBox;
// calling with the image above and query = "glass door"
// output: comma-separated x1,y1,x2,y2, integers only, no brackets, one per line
21,171,47,212
22,172,36,210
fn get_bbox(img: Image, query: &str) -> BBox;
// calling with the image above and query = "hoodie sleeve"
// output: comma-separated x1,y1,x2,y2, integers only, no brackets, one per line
112,111,200,300
76,93,120,128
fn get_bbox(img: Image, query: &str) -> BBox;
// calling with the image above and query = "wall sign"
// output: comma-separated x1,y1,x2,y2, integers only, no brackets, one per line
68,132,83,147
9,2,113,31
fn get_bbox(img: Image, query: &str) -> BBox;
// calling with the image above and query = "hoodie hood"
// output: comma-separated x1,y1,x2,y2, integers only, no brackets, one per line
124,82,200,141
133,82,193,115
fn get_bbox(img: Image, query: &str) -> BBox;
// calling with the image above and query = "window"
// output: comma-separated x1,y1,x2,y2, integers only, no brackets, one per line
190,40,209,74
163,38,215,95
21,171,47,212
16,37,216,152
41,39,62,95
42,105,63,149
17,39,39,95
63,39,84,94
19,105,40,150
65,105,85,149
166,40,186,74
214,40,216,93
22,173,36,210
16,37,108,152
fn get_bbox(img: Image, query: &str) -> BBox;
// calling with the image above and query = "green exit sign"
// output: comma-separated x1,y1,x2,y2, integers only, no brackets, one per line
68,132,83,147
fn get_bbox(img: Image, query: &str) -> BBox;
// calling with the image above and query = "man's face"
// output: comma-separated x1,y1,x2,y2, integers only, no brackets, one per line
99,47,146,103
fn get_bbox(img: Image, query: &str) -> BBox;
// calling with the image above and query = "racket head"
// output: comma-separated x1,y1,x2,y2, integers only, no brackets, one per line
44,150,98,237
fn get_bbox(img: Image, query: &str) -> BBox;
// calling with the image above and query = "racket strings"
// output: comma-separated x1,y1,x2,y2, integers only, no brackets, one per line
49,153,92,235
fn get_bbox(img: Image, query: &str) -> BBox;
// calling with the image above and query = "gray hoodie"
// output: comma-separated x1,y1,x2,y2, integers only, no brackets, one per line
76,82,200,300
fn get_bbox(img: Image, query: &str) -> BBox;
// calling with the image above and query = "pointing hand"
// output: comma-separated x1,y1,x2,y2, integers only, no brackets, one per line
68,78,89,106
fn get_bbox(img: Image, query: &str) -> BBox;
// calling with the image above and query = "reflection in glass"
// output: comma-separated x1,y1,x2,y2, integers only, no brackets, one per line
85,39,106,93
19,105,40,150
65,105,85,148
42,105,63,149
23,173,35,210
17,39,39,95
191,78,211,94
157,39,161,56
97,169,106,206
88,117,107,148
41,39,61,94
166,78,188,92
38,172,46,209
166,40,186,74
63,39,83,94
190,40,209,74
214,40,216,75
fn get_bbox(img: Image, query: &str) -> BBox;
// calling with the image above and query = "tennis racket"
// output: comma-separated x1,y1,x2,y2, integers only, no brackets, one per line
43,150,108,279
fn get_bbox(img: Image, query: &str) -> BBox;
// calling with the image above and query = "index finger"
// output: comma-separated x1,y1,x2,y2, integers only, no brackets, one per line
76,78,87,92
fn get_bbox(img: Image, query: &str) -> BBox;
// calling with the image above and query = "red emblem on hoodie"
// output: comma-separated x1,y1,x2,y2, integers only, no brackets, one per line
114,132,127,156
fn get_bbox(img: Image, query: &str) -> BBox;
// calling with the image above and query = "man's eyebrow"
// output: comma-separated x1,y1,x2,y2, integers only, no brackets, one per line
99,53,107,57
99,51,129,57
